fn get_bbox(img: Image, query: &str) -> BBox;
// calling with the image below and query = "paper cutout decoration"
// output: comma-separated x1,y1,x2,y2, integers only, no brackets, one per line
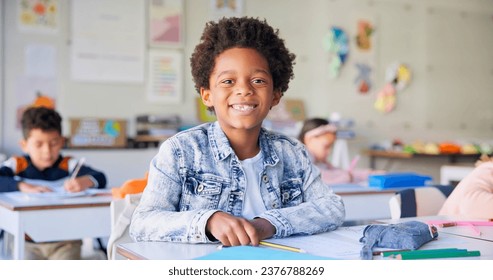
356,20,374,51
374,62,412,113
323,26,349,78
354,63,372,94
385,62,412,91
374,83,396,113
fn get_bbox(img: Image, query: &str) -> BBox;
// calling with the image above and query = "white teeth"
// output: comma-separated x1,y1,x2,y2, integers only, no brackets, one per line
232,104,255,111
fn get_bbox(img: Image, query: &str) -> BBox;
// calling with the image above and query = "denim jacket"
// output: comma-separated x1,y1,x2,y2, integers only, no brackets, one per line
130,122,345,243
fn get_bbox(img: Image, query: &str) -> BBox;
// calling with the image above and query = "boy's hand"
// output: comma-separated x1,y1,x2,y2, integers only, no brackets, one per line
18,182,53,193
206,211,261,246
250,218,276,241
64,175,93,193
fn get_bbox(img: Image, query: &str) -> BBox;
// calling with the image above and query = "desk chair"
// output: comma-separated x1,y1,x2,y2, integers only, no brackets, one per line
388,185,454,219
107,193,142,260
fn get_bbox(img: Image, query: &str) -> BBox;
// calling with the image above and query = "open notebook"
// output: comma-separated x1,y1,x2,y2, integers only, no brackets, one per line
18,177,91,198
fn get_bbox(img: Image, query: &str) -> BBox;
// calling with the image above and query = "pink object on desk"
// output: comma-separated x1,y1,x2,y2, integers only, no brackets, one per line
426,220,493,237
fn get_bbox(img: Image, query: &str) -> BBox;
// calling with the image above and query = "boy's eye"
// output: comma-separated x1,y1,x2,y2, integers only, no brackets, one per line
221,79,233,84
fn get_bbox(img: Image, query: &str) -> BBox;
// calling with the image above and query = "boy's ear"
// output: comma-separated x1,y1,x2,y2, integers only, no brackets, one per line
19,139,28,153
271,90,282,108
200,87,213,107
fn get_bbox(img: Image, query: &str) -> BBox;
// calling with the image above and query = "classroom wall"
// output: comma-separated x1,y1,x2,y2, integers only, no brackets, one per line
0,0,3,153
1,0,493,182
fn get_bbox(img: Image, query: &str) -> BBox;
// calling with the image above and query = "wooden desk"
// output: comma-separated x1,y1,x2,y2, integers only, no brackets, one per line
0,191,112,259
365,150,485,170
117,219,493,260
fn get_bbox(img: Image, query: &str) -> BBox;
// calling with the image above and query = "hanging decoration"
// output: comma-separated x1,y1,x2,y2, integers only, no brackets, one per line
354,63,372,94
386,62,412,91
355,20,374,51
374,62,412,113
323,26,349,79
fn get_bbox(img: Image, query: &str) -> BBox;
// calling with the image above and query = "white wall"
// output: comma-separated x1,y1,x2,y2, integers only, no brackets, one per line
1,0,493,181
0,0,4,154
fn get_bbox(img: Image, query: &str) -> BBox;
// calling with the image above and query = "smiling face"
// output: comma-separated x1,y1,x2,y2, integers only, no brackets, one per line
20,128,64,170
200,47,281,137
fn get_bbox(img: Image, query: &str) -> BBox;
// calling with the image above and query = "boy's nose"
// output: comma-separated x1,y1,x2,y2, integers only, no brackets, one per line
235,82,253,96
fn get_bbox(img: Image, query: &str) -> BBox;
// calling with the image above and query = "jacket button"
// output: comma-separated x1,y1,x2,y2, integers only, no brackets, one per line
262,175,269,183
282,192,290,201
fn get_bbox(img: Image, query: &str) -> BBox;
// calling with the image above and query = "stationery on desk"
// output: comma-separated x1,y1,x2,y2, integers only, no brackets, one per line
259,240,306,253
426,220,493,237
347,155,360,173
70,157,85,180
382,248,481,260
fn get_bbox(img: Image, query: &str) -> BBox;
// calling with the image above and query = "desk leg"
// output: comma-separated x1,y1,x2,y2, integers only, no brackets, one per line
13,219,25,260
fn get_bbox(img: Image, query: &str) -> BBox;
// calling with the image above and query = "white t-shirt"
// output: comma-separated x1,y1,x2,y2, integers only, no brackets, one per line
240,152,267,219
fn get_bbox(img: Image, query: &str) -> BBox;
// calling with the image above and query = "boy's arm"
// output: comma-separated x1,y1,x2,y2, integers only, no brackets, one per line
0,165,52,193
130,141,220,243
75,165,107,189
0,166,22,192
258,152,346,238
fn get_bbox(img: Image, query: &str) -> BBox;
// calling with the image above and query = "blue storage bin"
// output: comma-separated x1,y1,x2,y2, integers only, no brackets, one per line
368,172,433,189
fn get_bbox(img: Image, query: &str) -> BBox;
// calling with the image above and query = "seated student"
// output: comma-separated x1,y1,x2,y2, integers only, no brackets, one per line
439,155,493,219
0,106,107,259
130,17,345,247
298,118,383,185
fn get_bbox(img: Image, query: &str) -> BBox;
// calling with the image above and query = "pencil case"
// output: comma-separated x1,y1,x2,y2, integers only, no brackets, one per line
368,172,432,189
359,221,438,260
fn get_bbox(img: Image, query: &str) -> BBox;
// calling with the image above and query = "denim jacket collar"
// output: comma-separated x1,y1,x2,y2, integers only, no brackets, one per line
208,121,278,166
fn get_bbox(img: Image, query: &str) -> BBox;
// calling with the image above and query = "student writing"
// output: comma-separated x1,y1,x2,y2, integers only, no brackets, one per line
0,106,107,259
298,117,384,185
130,17,345,247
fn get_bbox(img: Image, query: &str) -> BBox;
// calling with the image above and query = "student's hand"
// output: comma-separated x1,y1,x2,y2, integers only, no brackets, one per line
18,182,53,193
206,211,260,246
250,218,276,241
64,175,93,193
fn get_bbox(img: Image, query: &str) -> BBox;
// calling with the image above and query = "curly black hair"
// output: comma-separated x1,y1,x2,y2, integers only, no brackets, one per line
190,17,296,95
21,107,62,139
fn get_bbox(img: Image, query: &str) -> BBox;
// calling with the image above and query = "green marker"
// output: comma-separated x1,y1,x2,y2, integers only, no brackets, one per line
382,248,462,257
392,250,480,260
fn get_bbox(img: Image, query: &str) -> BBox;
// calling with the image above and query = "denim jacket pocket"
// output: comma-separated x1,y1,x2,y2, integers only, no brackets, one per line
181,174,226,211
279,178,303,207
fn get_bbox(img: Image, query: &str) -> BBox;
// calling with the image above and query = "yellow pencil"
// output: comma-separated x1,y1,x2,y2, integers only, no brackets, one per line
259,241,306,253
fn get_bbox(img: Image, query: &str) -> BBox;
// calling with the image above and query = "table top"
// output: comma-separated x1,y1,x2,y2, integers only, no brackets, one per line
0,190,113,211
330,183,415,195
117,219,493,260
